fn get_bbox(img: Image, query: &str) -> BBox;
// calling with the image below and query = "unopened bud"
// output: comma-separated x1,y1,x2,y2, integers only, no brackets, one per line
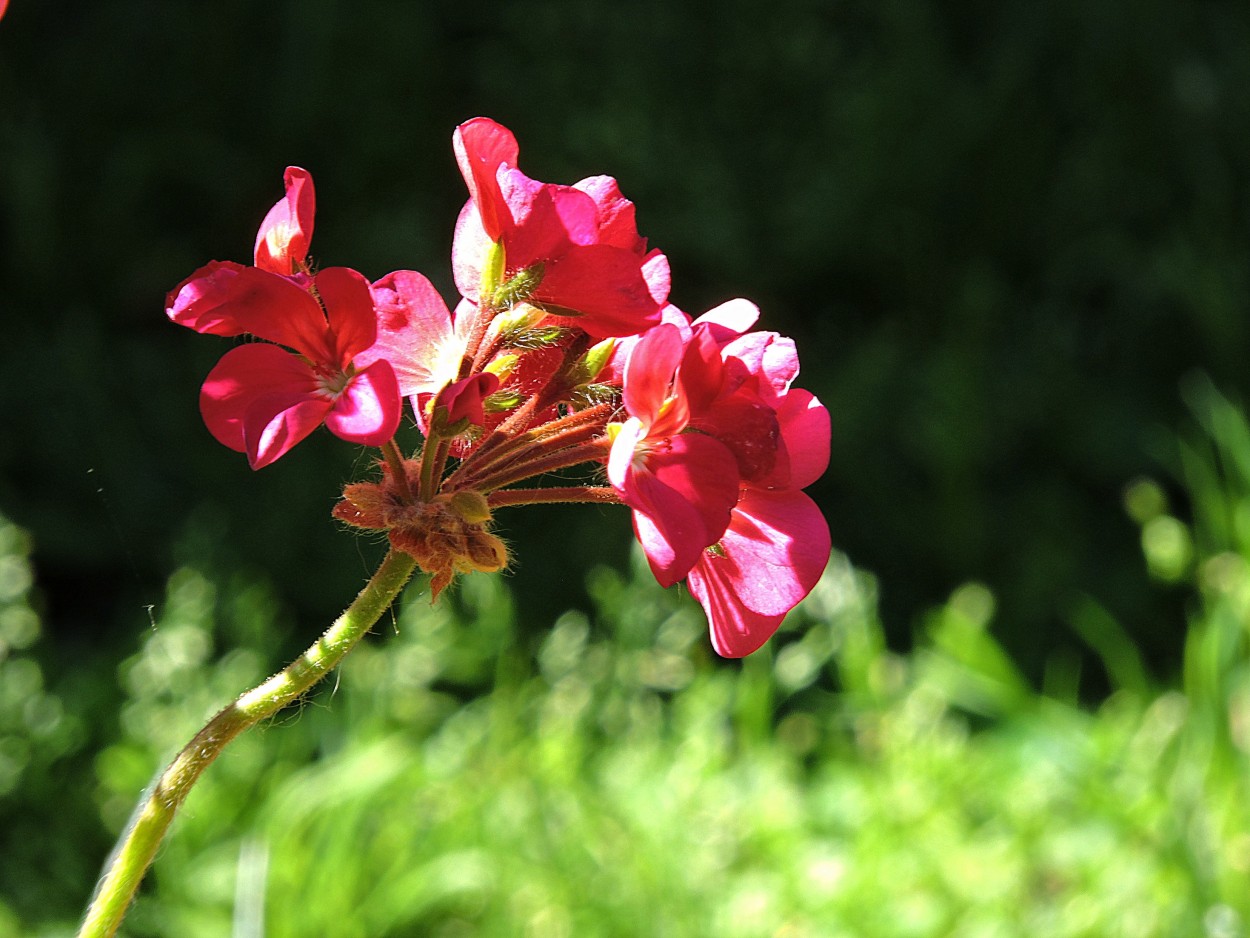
484,353,520,383
577,338,616,383
480,239,506,301
449,490,492,525
491,263,543,310
467,531,509,574
484,389,525,413
493,303,545,340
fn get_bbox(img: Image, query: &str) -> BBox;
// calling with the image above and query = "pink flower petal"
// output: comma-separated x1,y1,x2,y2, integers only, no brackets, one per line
776,389,830,490
357,270,466,399
691,299,760,341
642,251,672,307
622,323,685,427
620,433,739,587
722,331,799,400
324,359,401,446
607,417,648,490
199,344,330,469
254,166,315,275
454,118,520,241
451,200,493,302
688,489,831,657
311,267,377,365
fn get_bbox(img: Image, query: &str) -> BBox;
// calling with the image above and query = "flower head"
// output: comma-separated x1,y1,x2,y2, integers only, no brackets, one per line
451,117,670,339
186,267,401,469
166,167,401,468
166,123,831,656
608,302,832,655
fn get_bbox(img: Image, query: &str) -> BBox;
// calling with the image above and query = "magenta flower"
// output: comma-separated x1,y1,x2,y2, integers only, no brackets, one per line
451,117,670,339
166,166,401,468
609,300,832,656
183,267,401,469
164,124,831,660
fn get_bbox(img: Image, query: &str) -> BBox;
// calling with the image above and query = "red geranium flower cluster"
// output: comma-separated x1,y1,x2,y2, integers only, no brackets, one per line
167,118,830,656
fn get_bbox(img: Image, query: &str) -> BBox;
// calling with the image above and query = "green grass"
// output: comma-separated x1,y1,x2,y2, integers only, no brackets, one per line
6,381,1250,936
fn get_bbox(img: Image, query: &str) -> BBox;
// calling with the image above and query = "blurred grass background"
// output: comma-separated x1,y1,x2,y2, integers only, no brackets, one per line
6,379,1250,934
6,0,1250,934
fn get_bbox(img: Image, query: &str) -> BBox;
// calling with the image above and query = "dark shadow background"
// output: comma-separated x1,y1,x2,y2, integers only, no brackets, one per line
4,0,1250,690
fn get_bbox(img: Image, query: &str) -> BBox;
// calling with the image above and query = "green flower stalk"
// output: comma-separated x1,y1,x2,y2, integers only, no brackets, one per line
77,549,418,938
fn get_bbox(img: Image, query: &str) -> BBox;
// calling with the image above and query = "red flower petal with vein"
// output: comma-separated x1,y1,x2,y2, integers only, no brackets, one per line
688,489,831,658
200,344,333,469
622,431,740,587
167,263,335,361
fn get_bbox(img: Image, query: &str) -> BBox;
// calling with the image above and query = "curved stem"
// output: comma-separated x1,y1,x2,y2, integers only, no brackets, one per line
77,548,420,938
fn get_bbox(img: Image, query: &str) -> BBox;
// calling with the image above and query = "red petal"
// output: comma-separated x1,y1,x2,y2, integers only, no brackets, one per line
169,263,333,361
165,261,253,336
698,393,786,487
573,175,645,251
312,267,377,366
199,344,331,469
454,118,520,241
536,244,663,338
776,389,830,490
622,433,739,587
622,324,684,426
254,166,316,274
325,359,402,446
688,490,831,657
434,372,500,428
499,171,599,260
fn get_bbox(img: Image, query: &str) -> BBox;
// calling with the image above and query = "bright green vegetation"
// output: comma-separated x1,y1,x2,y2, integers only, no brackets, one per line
5,381,1250,937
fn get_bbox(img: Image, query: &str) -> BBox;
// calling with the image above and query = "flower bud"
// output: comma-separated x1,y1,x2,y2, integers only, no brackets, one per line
465,532,508,574
449,490,492,524
577,338,616,384
480,238,506,301
490,262,544,310
484,352,520,383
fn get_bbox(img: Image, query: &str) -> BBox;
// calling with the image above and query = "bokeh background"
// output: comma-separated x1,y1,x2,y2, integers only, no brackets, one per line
5,1,1250,934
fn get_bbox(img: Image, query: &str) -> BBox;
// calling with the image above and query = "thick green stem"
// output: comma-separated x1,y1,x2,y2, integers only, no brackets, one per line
77,548,420,938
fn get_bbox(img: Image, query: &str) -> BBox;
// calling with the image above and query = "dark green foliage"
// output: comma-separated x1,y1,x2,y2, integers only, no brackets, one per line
3,0,1250,712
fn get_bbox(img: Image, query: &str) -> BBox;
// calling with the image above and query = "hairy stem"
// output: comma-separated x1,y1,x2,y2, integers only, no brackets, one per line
77,548,420,938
